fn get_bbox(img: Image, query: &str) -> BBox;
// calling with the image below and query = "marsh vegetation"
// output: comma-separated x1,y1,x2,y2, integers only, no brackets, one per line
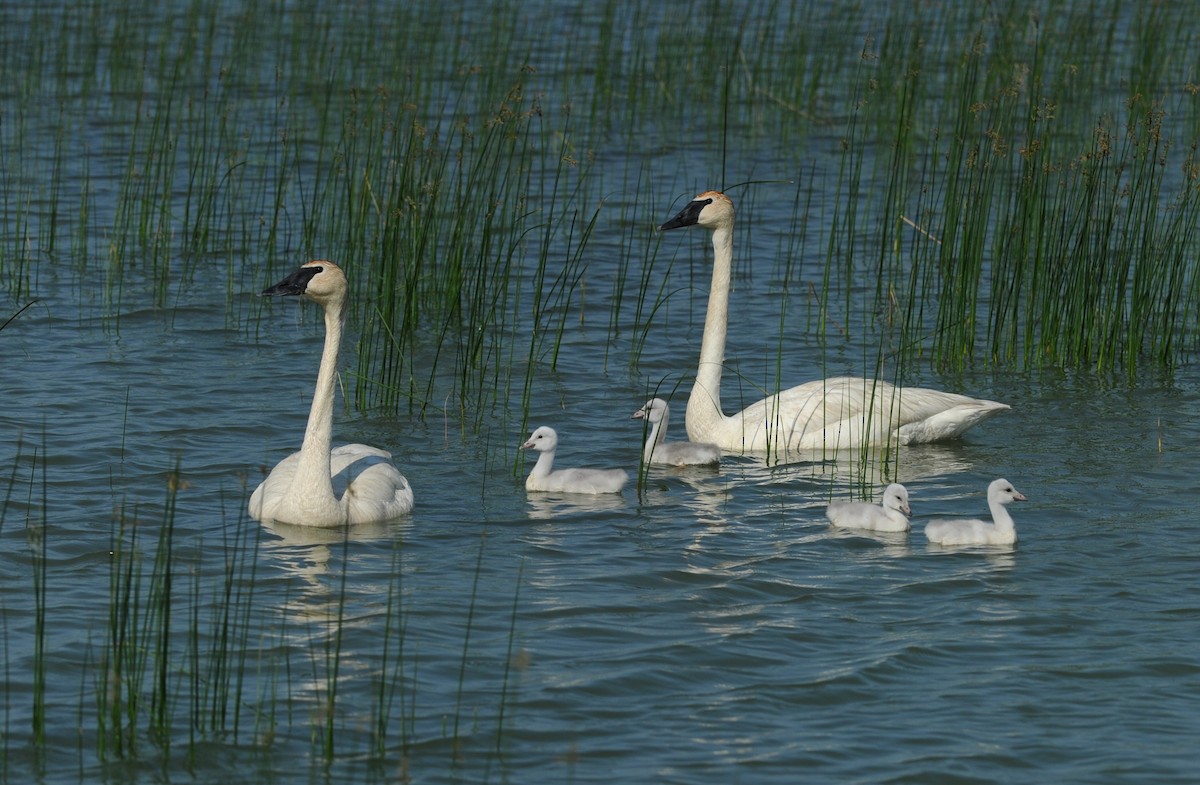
3,0,1200,781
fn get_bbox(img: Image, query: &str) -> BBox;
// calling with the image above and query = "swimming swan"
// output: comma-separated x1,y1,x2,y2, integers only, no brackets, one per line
659,190,1009,454
924,478,1026,546
522,426,629,493
248,261,414,526
825,483,911,532
632,398,721,466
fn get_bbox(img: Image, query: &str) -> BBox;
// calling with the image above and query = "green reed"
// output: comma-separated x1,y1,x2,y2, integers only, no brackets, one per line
316,530,352,761
339,78,607,430
492,556,526,759
624,179,687,369
29,446,46,758
10,0,1200,394
192,489,262,744
905,5,1200,378
97,494,176,759
0,436,22,772
371,539,413,760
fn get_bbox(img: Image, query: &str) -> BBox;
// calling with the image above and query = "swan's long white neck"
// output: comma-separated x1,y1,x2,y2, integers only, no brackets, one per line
643,412,666,462
292,300,343,514
687,224,732,442
989,499,1016,532
528,448,556,480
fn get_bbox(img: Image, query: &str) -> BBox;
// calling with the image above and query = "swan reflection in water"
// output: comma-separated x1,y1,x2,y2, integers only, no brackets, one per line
524,492,628,520
257,518,405,642
255,516,409,707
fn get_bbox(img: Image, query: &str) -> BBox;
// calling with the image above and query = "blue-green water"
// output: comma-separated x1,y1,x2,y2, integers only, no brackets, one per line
3,1,1200,783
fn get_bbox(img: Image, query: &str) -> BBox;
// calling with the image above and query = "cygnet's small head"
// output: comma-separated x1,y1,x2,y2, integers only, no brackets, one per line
884,483,911,516
261,260,348,308
988,478,1027,505
659,190,734,233
632,398,669,424
522,426,558,453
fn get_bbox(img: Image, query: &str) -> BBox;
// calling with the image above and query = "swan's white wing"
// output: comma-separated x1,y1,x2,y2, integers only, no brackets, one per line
649,441,721,467
925,518,990,545
825,500,885,528
529,467,628,494
332,444,414,522
826,499,909,532
249,450,301,521
728,376,1007,452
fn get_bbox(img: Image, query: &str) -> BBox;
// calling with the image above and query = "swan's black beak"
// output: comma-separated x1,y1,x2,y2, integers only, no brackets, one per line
658,197,711,231
260,265,321,297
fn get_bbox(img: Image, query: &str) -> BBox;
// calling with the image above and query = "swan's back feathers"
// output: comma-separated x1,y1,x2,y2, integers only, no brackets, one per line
646,441,721,467
526,467,629,494
332,444,415,523
720,376,1008,453
924,517,1009,546
826,501,907,532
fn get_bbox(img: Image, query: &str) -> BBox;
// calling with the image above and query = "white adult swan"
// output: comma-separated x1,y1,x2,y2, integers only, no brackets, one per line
632,398,721,467
249,261,414,526
522,426,629,493
659,190,1009,455
825,483,911,532
924,478,1026,546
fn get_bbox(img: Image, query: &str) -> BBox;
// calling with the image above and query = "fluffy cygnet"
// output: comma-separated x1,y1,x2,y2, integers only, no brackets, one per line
825,483,911,532
925,478,1027,546
522,426,629,494
632,398,721,466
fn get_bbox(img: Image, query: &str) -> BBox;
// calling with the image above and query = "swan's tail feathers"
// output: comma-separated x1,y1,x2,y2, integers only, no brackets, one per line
897,399,1010,444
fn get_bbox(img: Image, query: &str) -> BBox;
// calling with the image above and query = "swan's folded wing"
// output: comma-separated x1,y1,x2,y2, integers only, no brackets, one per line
248,450,301,520
739,377,1008,451
332,444,414,520
532,467,628,494
734,378,887,450
925,518,989,545
651,441,721,467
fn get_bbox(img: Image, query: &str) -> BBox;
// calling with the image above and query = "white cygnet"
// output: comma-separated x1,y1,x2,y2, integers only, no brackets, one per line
825,483,911,532
925,478,1027,546
632,398,721,466
522,426,629,494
